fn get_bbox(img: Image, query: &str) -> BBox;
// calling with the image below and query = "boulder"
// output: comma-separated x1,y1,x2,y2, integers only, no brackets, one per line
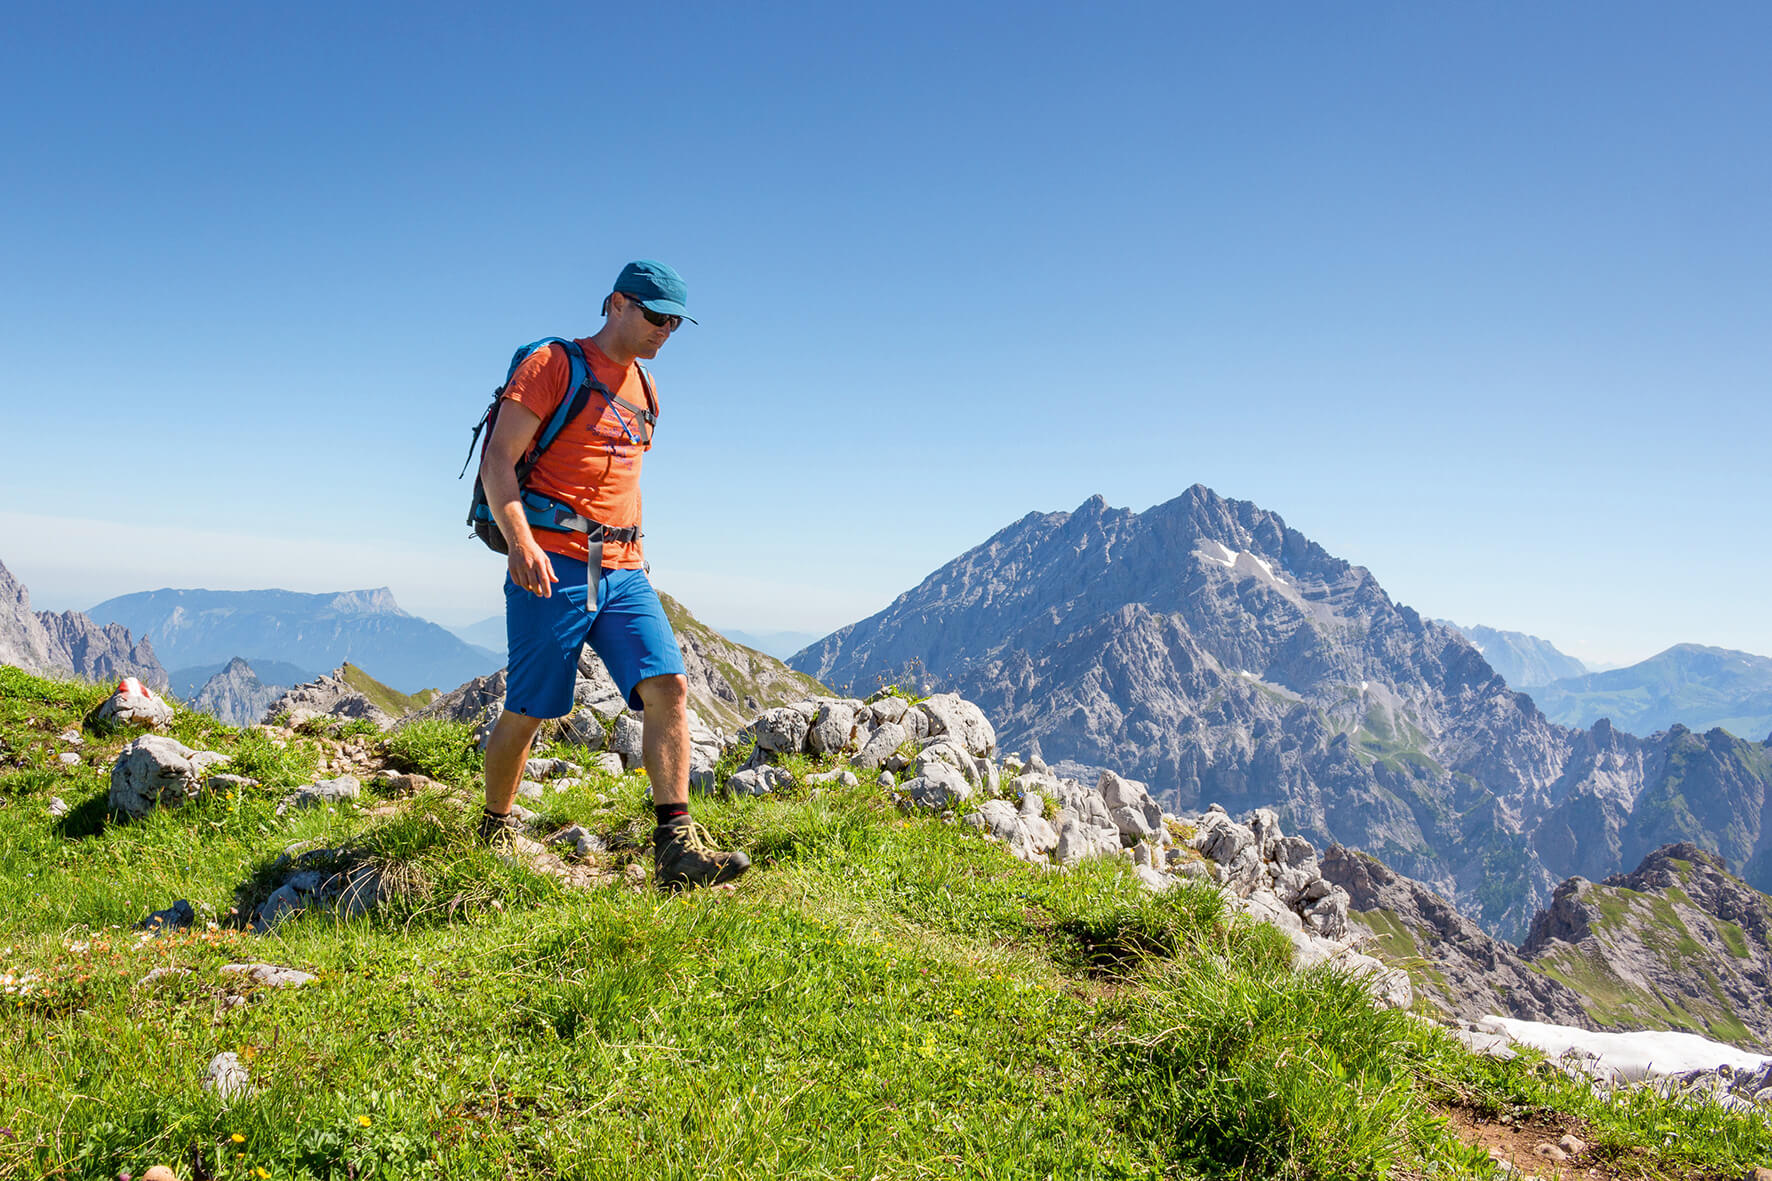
900,761,972,810
1099,770,1163,843
743,706,810,756
136,899,195,934
204,1051,249,1100
109,735,223,818
806,702,859,754
868,696,909,726
1054,813,1121,865
853,721,907,770
610,714,647,770
89,678,175,730
915,693,996,757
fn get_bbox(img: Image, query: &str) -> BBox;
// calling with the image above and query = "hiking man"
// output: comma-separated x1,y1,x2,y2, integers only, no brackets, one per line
476,259,749,889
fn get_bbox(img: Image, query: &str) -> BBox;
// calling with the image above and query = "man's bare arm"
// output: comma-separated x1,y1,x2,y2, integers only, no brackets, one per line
479,400,559,598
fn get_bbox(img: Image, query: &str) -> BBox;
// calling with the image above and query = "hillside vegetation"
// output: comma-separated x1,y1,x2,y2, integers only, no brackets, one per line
3,667,1771,1179
336,661,438,717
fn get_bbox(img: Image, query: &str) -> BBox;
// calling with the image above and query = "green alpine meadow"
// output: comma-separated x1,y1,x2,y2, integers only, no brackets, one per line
4,666,1771,1180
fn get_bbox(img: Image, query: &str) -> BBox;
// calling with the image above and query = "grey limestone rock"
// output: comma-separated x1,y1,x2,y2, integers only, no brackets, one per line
900,761,972,810
278,774,361,814
220,963,316,989
854,721,907,770
1055,813,1121,864
868,695,909,725
92,681,176,730
610,714,646,770
744,706,810,755
205,1051,250,1100
110,734,222,818
261,667,396,731
807,701,860,754
1100,769,1163,843
915,693,997,757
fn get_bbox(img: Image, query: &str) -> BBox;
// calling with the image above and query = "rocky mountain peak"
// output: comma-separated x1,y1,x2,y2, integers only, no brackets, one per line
0,558,167,690
327,588,404,616
790,486,1772,941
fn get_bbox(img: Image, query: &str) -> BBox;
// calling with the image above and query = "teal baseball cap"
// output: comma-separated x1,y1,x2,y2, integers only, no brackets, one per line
613,259,697,324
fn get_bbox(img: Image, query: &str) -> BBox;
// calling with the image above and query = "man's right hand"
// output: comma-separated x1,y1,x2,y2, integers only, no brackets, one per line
509,541,559,598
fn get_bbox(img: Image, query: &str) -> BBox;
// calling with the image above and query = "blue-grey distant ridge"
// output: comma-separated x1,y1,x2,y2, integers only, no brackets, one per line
1438,621,1588,689
89,586,500,696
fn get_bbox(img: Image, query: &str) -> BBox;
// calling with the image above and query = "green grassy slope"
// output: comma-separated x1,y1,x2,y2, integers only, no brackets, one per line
3,666,1770,1180
336,662,438,717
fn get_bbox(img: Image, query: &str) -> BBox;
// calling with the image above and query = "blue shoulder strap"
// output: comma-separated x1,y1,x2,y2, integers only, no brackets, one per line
508,337,588,456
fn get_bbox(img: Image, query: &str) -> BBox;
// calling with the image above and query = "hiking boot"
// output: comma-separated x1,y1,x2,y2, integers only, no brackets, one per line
477,809,522,850
654,817,750,890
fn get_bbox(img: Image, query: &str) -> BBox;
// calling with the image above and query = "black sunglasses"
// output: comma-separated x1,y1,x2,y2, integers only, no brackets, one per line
622,294,681,330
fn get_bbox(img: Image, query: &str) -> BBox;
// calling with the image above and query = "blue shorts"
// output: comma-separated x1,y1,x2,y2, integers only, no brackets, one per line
504,557,686,719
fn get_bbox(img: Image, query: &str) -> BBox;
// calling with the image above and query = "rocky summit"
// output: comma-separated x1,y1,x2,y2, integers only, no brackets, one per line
790,486,1772,939
1520,843,1772,1053
0,558,166,690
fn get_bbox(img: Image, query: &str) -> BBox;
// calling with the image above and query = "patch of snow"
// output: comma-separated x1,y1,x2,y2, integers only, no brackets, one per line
1200,540,1236,568
1360,681,1369,692
1247,553,1278,580
1486,1017,1772,1081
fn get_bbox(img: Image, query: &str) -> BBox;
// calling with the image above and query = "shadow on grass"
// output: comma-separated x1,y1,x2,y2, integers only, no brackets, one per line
50,792,113,840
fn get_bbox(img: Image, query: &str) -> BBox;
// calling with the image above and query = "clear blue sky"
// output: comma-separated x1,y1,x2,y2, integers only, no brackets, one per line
2,1,1766,667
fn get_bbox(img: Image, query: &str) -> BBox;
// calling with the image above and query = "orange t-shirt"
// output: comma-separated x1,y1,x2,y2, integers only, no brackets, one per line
501,338,655,569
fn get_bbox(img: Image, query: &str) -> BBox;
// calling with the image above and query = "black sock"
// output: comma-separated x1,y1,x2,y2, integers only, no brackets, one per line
483,806,510,819
655,803,689,827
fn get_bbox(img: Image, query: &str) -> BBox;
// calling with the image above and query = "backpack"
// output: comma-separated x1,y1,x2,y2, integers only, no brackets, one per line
461,337,658,555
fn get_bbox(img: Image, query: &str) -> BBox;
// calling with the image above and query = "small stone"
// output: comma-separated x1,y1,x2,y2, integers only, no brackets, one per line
141,1167,179,1181
138,967,192,986
57,752,80,766
1751,1168,1772,1181
219,963,316,989
204,1051,249,1100
57,729,83,746
1557,1134,1586,1155
623,863,646,886
47,796,69,818
1533,1143,1569,1162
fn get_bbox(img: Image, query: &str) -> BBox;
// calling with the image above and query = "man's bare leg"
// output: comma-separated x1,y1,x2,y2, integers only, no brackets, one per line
483,710,546,821
639,673,748,888
636,674,690,806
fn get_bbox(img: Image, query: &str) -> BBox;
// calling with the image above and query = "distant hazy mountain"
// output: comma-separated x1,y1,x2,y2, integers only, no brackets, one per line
1,558,167,689
444,615,507,656
89,586,500,696
169,658,318,700
190,657,289,727
1526,644,1772,739
1439,622,1587,688
791,486,1772,938
721,627,823,661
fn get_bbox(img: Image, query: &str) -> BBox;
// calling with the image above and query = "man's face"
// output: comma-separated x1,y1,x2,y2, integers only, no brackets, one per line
615,292,680,360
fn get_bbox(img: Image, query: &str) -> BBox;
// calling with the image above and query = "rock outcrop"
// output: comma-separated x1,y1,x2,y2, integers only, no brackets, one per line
1321,844,1592,1026
1519,843,1772,1053
262,667,397,731
0,558,167,689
